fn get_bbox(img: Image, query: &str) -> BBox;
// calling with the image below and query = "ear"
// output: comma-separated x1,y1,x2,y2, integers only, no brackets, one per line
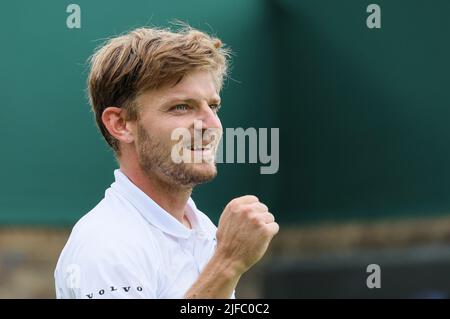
101,107,135,144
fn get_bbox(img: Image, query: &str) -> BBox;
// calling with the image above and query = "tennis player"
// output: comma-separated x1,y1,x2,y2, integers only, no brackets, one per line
54,25,279,299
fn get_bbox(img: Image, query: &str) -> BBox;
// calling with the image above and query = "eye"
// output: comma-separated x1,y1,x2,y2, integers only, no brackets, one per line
210,104,222,113
171,104,190,112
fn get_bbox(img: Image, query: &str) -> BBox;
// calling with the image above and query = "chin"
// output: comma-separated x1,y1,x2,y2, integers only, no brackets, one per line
156,161,218,188
181,162,217,185
190,162,217,180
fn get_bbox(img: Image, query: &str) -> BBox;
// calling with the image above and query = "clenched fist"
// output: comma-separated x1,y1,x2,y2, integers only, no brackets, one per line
215,195,279,275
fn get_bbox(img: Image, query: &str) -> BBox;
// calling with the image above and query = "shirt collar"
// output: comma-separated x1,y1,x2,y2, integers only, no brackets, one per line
110,169,204,240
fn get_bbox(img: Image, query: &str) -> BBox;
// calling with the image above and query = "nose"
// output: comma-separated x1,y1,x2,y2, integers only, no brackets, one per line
197,102,222,130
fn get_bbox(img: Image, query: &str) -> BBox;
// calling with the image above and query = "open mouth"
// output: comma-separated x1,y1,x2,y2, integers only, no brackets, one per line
185,140,214,152
189,146,212,151
183,143,215,163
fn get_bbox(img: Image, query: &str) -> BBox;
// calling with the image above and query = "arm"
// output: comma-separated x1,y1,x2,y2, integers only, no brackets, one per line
184,251,242,298
185,195,279,298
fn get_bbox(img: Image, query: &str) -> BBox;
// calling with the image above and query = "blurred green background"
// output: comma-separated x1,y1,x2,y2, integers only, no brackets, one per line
1,0,449,226
1,0,450,299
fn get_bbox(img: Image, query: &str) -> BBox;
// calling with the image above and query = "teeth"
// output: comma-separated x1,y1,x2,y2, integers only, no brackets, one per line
189,146,211,151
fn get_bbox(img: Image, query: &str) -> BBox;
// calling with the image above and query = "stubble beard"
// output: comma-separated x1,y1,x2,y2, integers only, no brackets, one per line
136,124,218,189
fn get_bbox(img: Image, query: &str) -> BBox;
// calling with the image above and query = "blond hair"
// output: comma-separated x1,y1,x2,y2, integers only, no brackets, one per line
87,25,230,153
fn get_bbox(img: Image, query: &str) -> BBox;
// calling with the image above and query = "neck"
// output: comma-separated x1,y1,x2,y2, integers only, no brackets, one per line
119,159,192,224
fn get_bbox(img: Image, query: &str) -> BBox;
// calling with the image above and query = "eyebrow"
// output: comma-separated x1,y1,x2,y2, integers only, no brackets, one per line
163,96,221,108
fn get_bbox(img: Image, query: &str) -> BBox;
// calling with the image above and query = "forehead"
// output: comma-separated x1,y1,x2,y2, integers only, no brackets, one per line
139,69,220,106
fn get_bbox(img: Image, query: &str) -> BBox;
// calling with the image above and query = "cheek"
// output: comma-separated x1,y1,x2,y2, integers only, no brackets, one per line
142,115,176,136
142,115,193,145
161,121,191,146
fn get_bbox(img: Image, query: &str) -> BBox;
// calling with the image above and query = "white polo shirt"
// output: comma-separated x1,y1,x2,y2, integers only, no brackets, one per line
55,169,229,299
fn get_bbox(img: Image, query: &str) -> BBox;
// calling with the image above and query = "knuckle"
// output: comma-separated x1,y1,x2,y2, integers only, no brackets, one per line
228,201,242,213
251,214,260,222
262,223,278,237
272,222,280,232
262,227,272,237
227,199,238,208
273,222,280,234
249,213,261,224
259,203,269,212
250,202,260,209
241,205,254,215
227,202,237,211
244,195,259,202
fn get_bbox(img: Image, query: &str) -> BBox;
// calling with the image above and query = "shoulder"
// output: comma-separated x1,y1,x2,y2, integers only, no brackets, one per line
57,196,161,273
55,197,161,298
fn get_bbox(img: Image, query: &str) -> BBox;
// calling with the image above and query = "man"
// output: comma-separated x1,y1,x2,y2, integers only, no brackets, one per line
54,25,279,299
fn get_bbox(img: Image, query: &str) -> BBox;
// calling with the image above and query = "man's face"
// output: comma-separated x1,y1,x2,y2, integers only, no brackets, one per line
132,69,223,187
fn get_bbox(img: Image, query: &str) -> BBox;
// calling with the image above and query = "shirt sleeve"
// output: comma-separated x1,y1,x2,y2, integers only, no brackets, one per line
55,240,159,299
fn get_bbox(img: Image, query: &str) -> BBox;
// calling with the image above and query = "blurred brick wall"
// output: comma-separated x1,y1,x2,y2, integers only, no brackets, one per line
2,215,450,298
0,228,69,298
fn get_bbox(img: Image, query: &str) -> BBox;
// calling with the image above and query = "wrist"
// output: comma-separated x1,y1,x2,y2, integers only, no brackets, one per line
211,248,247,277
